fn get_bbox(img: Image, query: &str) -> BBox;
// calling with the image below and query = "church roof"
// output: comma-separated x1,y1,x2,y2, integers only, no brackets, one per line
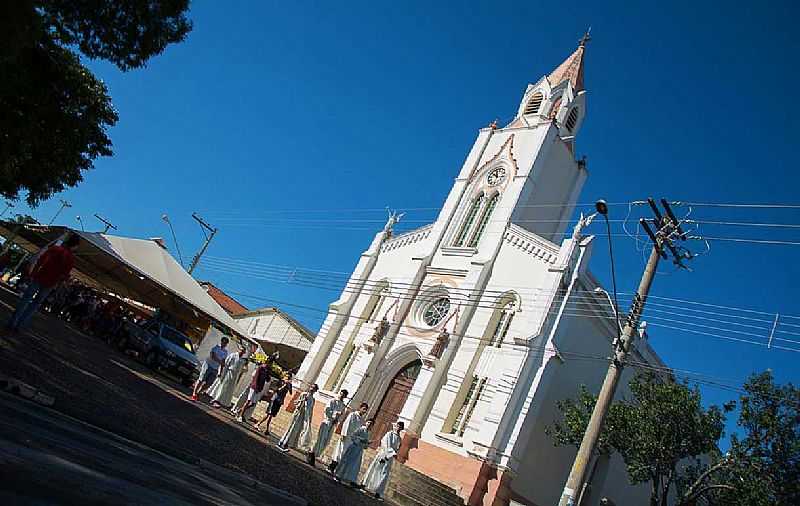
547,37,588,92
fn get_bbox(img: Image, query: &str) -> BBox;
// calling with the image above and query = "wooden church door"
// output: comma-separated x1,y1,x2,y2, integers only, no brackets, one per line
370,359,422,447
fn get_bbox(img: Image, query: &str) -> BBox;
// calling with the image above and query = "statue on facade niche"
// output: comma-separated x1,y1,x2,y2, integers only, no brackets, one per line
429,329,450,359
371,317,390,346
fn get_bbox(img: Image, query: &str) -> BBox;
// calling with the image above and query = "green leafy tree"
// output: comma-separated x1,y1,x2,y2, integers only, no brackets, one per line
548,371,800,506
547,373,727,506
0,0,192,206
706,371,800,505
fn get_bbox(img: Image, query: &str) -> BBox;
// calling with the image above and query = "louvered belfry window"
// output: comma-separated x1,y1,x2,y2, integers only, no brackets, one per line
566,107,579,132
524,91,544,115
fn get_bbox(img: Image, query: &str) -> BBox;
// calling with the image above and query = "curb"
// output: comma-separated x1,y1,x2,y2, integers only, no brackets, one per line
0,375,56,407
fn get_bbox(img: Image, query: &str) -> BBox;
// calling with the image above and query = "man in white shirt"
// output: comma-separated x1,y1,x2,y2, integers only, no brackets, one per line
328,401,368,473
362,421,403,498
312,389,348,464
191,336,229,401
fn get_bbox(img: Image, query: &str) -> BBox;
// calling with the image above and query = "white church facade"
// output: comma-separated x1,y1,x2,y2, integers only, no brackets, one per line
296,41,665,506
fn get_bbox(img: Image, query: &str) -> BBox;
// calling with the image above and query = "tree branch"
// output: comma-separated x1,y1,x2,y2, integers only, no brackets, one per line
684,484,736,504
680,458,732,502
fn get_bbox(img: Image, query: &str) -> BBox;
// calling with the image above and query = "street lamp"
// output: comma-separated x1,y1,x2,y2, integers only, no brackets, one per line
593,287,623,335
595,199,621,340
76,216,85,232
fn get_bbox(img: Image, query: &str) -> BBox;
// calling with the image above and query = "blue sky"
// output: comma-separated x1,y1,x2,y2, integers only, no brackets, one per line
16,2,800,428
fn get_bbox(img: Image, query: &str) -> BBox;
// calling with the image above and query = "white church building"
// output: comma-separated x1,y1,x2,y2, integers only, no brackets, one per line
296,40,665,506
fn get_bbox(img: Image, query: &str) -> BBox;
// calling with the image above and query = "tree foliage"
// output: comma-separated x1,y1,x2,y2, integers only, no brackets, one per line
0,0,191,206
547,371,800,506
710,371,800,505
547,373,726,506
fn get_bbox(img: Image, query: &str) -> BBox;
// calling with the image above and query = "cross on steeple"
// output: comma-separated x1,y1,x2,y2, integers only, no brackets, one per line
578,27,592,47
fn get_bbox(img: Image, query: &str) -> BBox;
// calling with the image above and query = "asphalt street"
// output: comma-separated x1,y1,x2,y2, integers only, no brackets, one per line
0,286,381,506
0,392,306,505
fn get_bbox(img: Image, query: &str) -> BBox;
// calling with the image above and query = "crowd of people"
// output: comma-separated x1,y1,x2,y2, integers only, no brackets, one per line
193,339,403,500
4,234,161,351
6,232,403,500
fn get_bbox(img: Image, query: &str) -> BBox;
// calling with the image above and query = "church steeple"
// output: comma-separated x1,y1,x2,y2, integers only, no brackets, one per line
547,30,589,92
511,31,589,137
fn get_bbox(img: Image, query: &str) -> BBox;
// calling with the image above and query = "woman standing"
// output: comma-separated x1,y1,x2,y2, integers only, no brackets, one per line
257,372,293,436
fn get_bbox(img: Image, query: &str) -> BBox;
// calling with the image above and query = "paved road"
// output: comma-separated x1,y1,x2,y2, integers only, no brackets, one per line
0,287,380,506
0,393,305,505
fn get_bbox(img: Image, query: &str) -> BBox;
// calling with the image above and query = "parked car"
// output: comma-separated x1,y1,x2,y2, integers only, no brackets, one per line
117,320,200,386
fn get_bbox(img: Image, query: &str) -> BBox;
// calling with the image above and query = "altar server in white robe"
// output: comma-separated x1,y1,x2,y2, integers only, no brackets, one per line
362,421,403,498
329,402,369,472
277,383,318,452
334,419,372,486
313,389,348,459
210,344,252,408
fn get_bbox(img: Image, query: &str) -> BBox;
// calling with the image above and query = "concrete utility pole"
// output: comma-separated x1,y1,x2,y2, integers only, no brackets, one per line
94,214,117,234
558,198,690,506
187,213,217,275
49,200,71,225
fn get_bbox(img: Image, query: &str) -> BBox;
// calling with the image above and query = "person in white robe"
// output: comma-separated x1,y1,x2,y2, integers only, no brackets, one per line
329,402,368,472
277,384,318,452
334,419,373,486
210,344,252,408
361,421,403,498
313,389,348,459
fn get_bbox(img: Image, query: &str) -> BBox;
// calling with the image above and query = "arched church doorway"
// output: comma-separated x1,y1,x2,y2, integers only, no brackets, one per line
370,359,422,447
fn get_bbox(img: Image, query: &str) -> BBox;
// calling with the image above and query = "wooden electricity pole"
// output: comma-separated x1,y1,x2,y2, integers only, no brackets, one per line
558,198,690,506
187,212,217,275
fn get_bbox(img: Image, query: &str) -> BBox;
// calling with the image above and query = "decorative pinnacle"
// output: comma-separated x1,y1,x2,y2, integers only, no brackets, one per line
578,26,592,47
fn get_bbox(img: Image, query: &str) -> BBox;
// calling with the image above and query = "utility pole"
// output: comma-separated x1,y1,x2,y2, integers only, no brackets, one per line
187,212,217,274
558,198,690,506
49,199,71,225
94,214,117,234
0,201,14,218
161,214,184,267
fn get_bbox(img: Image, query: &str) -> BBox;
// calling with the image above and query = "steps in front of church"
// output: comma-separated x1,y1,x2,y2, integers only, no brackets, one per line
386,463,465,506
258,405,465,506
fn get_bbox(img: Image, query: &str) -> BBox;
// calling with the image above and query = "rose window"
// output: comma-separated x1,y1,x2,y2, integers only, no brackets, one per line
422,297,451,327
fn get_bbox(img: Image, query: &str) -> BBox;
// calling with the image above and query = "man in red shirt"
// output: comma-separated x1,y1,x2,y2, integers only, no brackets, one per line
234,357,273,422
8,234,80,331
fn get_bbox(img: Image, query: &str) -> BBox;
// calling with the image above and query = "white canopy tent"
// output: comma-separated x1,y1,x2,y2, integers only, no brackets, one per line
77,231,250,340
0,221,250,342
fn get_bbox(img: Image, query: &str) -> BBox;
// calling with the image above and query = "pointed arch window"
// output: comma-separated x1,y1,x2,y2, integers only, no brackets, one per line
453,194,485,247
467,193,499,248
488,301,515,347
524,91,544,115
449,375,487,436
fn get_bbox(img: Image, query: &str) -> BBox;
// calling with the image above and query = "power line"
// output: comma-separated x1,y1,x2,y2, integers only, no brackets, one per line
688,236,800,246
215,279,800,353
686,220,800,229
676,202,800,209
200,255,800,322
199,265,800,345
